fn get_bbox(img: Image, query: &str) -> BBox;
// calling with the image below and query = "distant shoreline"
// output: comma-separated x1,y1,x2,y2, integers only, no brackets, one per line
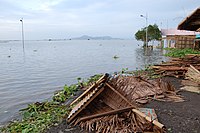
0,35,136,42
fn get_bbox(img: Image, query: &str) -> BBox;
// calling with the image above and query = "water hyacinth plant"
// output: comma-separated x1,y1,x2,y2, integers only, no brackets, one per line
164,48,200,57
1,102,70,133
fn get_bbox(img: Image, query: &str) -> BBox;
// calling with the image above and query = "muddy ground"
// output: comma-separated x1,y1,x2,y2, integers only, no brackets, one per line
146,77,200,133
47,77,200,133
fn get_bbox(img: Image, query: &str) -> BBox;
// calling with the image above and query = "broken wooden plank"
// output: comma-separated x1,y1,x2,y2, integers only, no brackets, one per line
181,86,200,94
185,65,200,83
132,109,166,130
68,86,105,123
181,80,200,87
70,74,108,106
105,83,136,108
78,106,134,123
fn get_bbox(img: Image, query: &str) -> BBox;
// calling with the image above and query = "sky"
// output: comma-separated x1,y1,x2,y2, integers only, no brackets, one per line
0,0,199,40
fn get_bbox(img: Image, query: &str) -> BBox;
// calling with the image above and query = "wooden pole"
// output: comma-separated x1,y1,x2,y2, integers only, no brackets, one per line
77,107,134,124
132,109,166,130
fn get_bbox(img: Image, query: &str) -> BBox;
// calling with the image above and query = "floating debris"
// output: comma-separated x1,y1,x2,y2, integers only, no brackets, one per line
113,55,119,59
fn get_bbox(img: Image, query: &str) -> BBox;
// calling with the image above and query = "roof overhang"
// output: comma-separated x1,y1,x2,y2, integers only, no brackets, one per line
178,7,200,31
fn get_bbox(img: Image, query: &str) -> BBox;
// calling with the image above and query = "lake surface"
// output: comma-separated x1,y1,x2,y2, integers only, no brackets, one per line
0,40,168,124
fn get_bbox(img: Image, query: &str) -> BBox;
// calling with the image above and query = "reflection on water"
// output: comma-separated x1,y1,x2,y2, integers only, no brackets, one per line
135,48,168,69
0,40,168,124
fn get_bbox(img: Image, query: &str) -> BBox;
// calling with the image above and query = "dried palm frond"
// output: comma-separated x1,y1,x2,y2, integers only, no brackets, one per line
109,76,183,103
78,111,158,133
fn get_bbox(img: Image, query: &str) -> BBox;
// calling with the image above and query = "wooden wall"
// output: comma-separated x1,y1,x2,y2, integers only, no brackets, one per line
166,35,197,49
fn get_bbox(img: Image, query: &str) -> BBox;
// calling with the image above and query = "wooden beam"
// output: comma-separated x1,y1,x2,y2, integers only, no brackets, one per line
70,74,108,106
132,109,165,130
105,83,136,108
77,106,134,123
68,87,105,123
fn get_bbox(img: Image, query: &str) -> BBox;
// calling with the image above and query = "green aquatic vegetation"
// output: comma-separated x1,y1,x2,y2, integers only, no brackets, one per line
87,74,103,83
164,48,200,57
1,102,70,133
53,84,79,103
121,68,129,74
53,74,103,103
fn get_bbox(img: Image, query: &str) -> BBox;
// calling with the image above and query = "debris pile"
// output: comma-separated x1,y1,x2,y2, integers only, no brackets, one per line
109,76,183,104
181,64,200,93
151,54,200,78
67,74,183,133
185,65,200,83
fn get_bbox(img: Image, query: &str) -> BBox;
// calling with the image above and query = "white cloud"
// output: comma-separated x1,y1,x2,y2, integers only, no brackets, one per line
0,0,199,39
5,0,65,12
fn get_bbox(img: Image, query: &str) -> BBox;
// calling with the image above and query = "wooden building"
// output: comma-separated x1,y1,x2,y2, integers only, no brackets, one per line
161,8,200,49
161,29,199,49
177,7,200,49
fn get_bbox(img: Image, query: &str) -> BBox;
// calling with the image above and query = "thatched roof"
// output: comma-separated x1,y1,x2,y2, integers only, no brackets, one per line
66,74,185,132
178,7,200,31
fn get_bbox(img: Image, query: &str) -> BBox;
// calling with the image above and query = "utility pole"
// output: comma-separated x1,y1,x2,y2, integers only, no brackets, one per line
20,18,25,52
140,13,148,48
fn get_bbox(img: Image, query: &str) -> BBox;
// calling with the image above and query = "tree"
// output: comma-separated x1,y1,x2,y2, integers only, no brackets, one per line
135,24,161,46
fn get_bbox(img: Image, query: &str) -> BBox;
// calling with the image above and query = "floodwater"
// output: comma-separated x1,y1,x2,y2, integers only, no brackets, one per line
0,40,168,124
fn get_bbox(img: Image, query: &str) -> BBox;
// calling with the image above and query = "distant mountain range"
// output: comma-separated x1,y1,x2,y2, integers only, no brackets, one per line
0,35,123,42
70,35,122,40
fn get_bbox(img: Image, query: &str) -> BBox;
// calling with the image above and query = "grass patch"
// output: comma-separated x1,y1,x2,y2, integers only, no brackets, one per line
164,48,200,57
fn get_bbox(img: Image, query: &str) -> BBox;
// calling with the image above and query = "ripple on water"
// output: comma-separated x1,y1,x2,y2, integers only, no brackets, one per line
0,40,168,124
